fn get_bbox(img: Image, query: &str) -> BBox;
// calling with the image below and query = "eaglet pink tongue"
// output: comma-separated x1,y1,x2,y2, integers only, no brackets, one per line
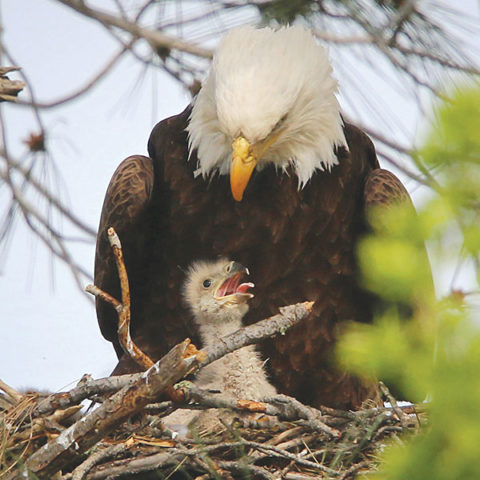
217,273,254,296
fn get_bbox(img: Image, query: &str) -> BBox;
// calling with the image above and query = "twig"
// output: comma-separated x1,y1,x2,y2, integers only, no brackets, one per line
85,449,189,479
87,227,155,370
378,381,411,428
0,66,25,102
85,285,121,310
33,373,139,417
86,439,336,479
343,412,390,467
284,473,324,480
71,443,126,480
164,385,341,438
13,42,133,110
216,460,274,480
0,165,93,290
338,460,372,480
6,405,82,447
237,440,338,476
108,226,154,369
268,394,341,438
2,151,96,237
0,379,23,404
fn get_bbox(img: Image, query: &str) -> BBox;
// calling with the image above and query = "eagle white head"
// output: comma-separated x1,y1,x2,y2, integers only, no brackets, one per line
187,25,346,201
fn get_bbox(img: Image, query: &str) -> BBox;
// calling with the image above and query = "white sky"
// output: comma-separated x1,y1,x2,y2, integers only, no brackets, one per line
1,0,479,392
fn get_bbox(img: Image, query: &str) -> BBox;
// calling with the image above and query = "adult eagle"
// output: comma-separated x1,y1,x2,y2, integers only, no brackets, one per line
95,26,413,409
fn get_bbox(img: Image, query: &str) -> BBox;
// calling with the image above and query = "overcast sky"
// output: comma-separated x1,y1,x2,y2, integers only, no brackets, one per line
1,0,479,393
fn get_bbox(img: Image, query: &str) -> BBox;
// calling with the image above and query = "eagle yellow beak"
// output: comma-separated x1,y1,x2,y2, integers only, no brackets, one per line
230,136,257,202
230,130,284,201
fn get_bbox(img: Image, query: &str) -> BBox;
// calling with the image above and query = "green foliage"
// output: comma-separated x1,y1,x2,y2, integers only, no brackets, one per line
257,0,408,24
257,0,318,24
339,85,480,479
419,86,480,208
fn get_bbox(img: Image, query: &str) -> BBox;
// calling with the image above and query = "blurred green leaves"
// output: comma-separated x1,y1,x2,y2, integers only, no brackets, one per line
419,86,480,208
339,85,480,479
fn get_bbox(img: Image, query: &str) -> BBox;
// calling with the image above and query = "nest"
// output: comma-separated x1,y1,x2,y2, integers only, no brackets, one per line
1,376,424,480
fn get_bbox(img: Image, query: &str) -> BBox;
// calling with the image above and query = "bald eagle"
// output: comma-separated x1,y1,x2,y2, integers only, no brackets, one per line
95,25,414,409
163,259,276,434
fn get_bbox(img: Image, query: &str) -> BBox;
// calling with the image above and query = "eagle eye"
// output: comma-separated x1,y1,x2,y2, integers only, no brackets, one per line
202,279,212,288
273,114,288,131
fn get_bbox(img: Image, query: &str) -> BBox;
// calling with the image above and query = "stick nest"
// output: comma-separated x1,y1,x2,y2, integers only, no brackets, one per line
1,379,425,480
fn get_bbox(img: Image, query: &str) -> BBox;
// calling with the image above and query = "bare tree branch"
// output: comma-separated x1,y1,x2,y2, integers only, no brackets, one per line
56,0,213,59
2,150,96,237
0,66,25,102
13,42,133,110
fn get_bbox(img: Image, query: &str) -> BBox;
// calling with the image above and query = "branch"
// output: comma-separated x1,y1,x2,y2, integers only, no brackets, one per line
204,301,314,367
108,227,154,369
33,373,140,417
87,227,155,371
177,385,341,438
71,443,126,480
0,164,93,288
13,43,132,110
56,0,212,59
378,381,411,429
1,150,96,237
0,379,23,405
23,339,202,478
0,67,25,102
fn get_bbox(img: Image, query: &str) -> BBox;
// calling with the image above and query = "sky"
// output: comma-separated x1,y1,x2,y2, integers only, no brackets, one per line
1,0,479,393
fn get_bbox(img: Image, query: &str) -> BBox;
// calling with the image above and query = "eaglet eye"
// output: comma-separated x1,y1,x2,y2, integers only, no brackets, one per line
202,279,212,288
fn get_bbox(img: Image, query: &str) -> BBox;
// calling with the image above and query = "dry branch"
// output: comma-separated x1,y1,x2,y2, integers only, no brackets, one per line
179,385,341,438
56,0,212,59
0,67,25,102
22,339,201,478
71,443,126,480
0,380,22,405
33,373,138,417
109,226,154,369
204,301,314,366
87,227,155,370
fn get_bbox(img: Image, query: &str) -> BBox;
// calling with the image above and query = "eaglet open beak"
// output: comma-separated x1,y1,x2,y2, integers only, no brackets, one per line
230,131,283,202
213,261,254,304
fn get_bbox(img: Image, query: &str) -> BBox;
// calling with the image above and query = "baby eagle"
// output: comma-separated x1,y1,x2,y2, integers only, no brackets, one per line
165,259,276,434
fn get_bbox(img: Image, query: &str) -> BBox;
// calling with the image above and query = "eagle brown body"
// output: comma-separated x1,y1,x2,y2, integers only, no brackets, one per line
95,105,411,409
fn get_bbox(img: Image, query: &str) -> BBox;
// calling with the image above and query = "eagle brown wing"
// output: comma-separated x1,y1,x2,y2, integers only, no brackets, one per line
94,155,154,359
363,167,434,292
364,168,412,208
